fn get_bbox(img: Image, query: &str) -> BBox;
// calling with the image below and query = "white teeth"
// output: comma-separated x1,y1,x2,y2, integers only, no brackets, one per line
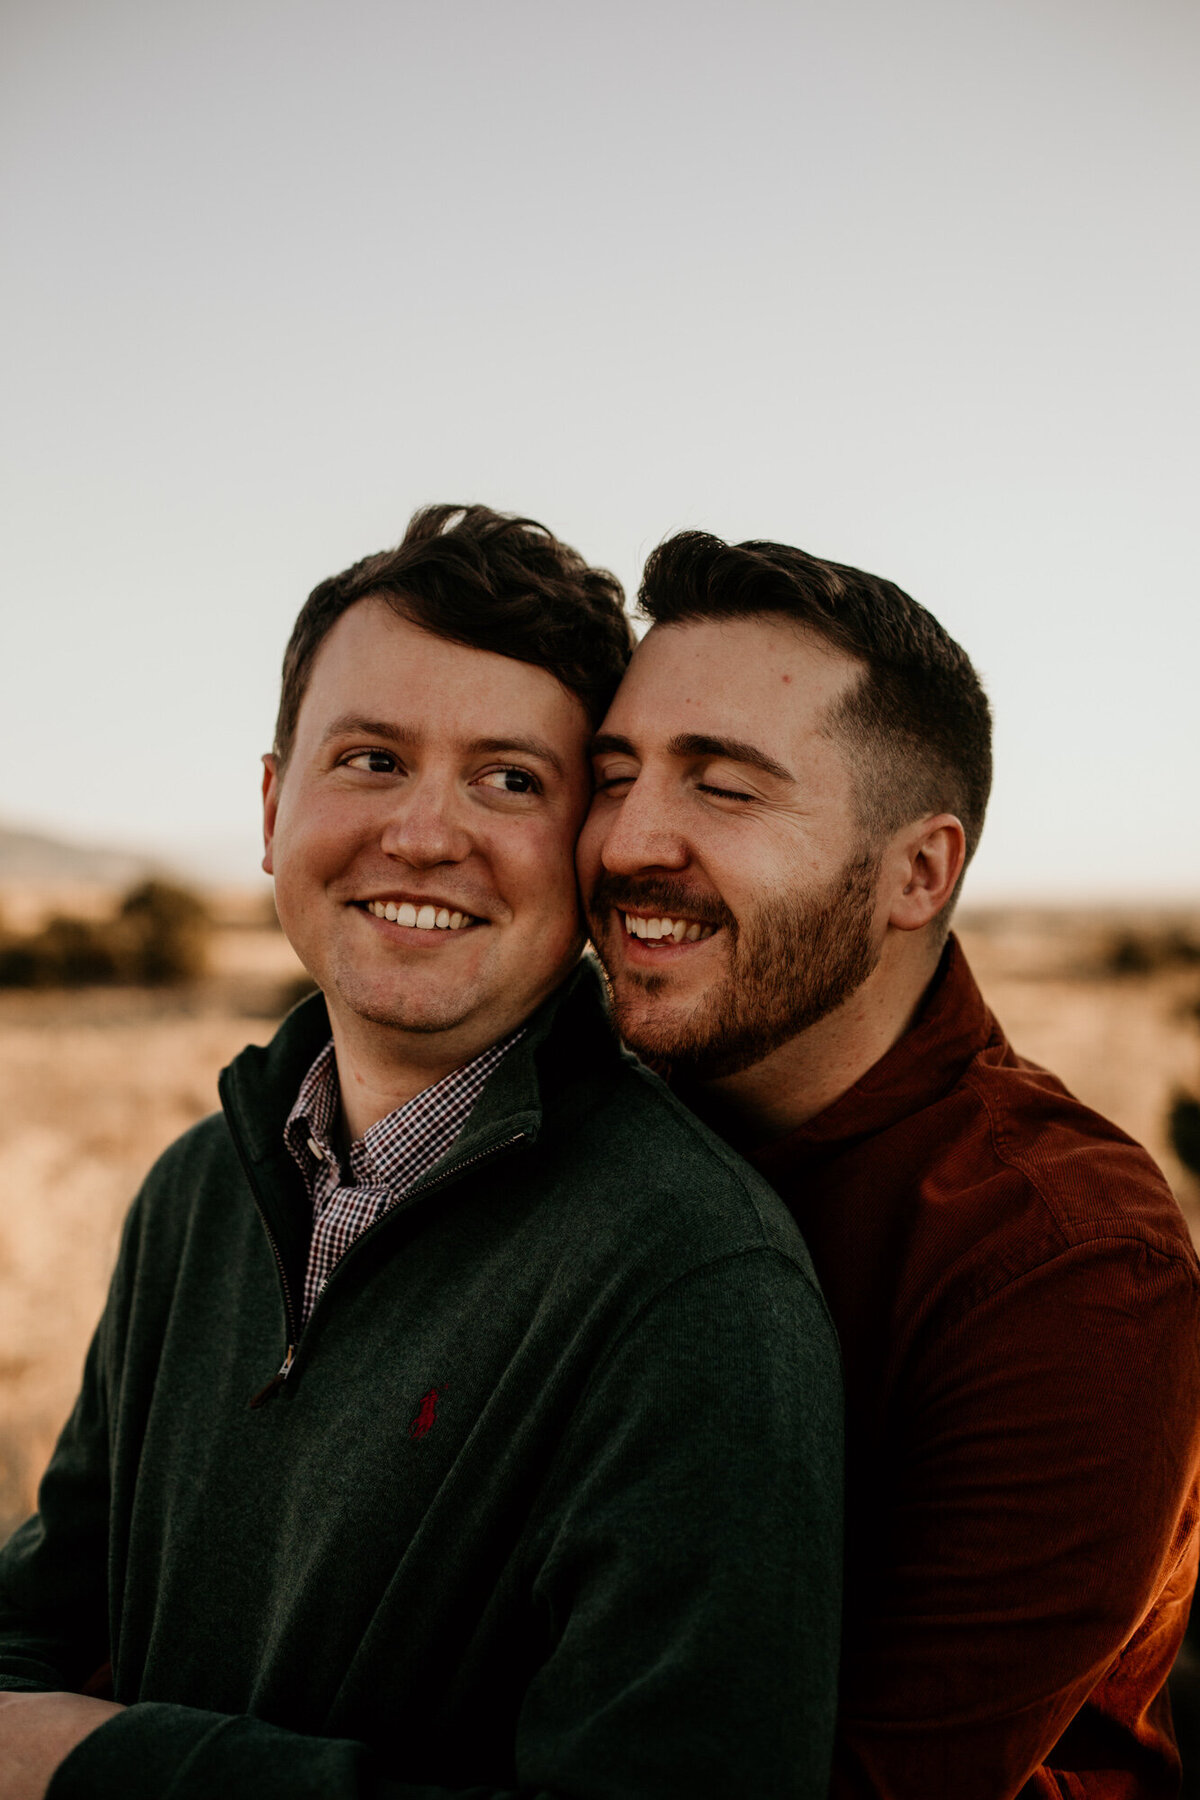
623,911,715,944
368,900,473,930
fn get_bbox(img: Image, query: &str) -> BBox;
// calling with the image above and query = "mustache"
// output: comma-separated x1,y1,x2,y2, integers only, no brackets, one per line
586,872,735,933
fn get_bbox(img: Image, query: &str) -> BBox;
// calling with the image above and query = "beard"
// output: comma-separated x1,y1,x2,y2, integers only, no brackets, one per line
587,848,882,1080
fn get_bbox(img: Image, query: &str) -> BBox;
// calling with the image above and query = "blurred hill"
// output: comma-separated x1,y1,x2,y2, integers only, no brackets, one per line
0,821,167,887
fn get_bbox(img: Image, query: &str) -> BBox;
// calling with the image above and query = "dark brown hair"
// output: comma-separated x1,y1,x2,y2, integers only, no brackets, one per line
274,504,633,762
638,532,993,870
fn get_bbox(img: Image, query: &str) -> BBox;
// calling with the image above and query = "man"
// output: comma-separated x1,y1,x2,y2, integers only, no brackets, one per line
580,529,1200,1799
0,507,844,1799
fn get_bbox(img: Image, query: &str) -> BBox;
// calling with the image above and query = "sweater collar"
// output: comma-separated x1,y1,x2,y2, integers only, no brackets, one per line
219,954,614,1178
749,935,999,1171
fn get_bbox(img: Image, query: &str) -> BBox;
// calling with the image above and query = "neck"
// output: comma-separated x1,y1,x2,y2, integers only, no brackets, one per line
327,1012,502,1142
689,930,944,1149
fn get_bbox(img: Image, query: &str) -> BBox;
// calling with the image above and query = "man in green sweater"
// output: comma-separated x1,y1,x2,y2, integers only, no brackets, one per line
0,505,843,1800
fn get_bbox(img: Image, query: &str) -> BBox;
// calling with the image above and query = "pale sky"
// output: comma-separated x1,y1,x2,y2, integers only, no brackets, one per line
3,0,1197,900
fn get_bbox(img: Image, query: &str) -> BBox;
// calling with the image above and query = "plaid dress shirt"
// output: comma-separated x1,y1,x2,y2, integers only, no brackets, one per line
284,1029,524,1329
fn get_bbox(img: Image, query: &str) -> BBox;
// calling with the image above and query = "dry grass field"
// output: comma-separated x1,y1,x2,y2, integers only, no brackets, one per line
1,886,1198,1542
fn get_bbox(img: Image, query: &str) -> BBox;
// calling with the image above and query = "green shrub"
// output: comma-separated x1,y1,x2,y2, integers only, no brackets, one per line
0,942,39,986
1101,928,1200,977
35,916,120,985
1169,1094,1200,1181
1103,932,1156,976
0,880,210,989
116,881,210,984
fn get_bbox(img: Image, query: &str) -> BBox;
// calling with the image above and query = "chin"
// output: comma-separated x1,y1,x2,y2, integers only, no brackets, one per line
364,1003,475,1035
608,987,687,1060
332,973,482,1037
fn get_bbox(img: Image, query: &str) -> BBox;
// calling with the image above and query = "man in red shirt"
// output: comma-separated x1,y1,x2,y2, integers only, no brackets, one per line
578,529,1200,1798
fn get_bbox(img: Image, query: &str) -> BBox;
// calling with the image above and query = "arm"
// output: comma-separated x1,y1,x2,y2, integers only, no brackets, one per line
44,1248,844,1800
0,1327,114,1697
0,1270,126,1797
0,1693,123,1800
834,1238,1200,1799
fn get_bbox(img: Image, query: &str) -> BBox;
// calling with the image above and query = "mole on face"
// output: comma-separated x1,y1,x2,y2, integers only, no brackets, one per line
782,674,792,684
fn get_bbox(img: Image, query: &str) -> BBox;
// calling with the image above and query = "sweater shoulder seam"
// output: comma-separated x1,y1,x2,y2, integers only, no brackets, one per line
616,1057,795,1234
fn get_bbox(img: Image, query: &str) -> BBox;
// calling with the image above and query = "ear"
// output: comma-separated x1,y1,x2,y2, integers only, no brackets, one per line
261,754,280,876
886,814,966,932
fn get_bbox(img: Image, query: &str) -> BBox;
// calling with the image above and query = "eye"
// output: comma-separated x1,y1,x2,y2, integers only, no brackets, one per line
592,763,637,795
697,781,756,803
476,766,541,795
343,748,399,774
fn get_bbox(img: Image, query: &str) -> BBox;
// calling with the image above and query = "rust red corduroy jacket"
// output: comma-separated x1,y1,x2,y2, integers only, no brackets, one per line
750,937,1200,1799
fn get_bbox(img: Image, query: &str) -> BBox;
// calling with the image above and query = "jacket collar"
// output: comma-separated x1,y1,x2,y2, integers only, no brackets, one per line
218,957,619,1319
218,953,613,1179
750,935,1000,1170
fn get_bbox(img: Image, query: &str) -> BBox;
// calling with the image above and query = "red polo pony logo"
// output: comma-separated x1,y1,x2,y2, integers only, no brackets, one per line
409,1386,445,1440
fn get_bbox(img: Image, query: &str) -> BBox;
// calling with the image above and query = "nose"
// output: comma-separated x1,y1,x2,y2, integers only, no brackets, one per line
591,774,690,877
378,774,473,869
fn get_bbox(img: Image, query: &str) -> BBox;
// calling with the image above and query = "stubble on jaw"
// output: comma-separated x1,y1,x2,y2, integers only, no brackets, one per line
590,849,883,1081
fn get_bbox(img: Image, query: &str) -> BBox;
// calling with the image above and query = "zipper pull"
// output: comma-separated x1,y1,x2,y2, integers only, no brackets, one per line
248,1344,295,1410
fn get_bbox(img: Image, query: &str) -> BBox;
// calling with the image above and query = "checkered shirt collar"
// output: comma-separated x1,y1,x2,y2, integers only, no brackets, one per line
284,1027,525,1194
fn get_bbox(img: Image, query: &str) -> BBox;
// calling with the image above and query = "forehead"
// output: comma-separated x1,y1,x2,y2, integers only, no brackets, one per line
604,616,864,754
296,597,589,746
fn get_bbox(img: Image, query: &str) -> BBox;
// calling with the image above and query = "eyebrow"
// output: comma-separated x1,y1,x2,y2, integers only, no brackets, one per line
589,729,793,785
320,717,566,778
589,732,637,759
464,735,566,778
321,715,406,747
669,733,794,784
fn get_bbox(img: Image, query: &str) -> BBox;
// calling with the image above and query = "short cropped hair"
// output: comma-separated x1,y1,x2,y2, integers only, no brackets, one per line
638,532,993,870
275,504,633,763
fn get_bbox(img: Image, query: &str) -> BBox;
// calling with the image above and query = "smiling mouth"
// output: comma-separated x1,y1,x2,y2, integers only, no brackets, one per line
623,912,718,945
359,899,480,932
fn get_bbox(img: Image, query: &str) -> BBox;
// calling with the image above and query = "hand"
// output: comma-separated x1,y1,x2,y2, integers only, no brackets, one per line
0,1691,124,1800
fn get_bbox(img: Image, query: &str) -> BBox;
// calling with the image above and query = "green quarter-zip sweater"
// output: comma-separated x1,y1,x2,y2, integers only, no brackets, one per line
0,964,844,1798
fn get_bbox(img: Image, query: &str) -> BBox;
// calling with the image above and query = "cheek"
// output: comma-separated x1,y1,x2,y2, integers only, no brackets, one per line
275,791,367,870
502,825,583,930
574,806,607,884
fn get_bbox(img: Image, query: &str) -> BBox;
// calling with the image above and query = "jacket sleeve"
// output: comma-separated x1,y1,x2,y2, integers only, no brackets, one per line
0,1280,121,1694
47,1246,844,1800
832,1235,1200,1800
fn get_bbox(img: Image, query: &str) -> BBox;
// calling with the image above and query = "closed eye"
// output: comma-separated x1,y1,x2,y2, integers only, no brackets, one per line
697,782,756,802
591,758,639,794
